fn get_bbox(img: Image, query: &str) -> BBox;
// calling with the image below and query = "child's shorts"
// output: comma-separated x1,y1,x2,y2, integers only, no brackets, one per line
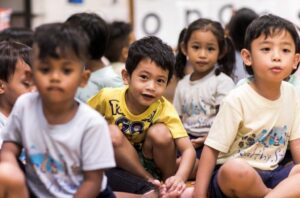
137,149,162,180
208,163,294,198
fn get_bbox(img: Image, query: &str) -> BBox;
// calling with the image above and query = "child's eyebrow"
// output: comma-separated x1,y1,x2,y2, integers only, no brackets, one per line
140,70,168,79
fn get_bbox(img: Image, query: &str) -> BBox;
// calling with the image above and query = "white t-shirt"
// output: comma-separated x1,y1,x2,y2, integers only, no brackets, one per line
76,65,124,103
173,69,235,136
2,92,115,197
0,112,7,147
205,81,300,170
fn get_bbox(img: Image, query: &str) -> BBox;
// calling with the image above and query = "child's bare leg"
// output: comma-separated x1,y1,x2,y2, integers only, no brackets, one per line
265,164,300,198
143,123,177,180
218,159,270,198
0,162,28,198
109,125,154,181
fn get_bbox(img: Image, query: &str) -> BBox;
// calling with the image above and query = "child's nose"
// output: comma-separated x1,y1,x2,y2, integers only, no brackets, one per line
198,49,207,57
146,80,156,90
272,50,281,62
50,71,61,82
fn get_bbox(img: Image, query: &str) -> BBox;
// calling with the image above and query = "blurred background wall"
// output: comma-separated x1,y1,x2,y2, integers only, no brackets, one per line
1,0,300,47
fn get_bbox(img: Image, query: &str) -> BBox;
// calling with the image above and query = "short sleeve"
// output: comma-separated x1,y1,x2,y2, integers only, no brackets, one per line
87,89,107,115
289,93,300,141
158,100,188,139
205,98,242,153
81,115,115,170
173,82,183,115
215,75,235,105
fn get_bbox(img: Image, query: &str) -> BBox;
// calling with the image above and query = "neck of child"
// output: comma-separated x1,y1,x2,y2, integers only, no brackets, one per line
0,99,12,117
86,59,105,72
42,100,78,125
250,79,281,100
125,91,147,115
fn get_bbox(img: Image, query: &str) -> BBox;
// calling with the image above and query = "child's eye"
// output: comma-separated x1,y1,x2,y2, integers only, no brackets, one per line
140,75,148,80
39,67,50,74
157,79,166,84
207,47,215,52
192,45,200,50
282,48,291,53
63,68,72,75
261,47,270,52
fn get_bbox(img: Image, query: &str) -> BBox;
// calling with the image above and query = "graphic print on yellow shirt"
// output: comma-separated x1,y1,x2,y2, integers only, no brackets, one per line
88,87,188,146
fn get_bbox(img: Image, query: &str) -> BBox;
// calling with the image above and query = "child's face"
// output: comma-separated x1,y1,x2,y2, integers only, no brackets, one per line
242,30,300,83
184,30,220,79
32,51,88,106
1,59,34,107
122,58,168,114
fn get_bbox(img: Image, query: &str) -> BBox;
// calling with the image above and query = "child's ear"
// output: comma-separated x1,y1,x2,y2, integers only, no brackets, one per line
241,49,252,67
79,69,91,88
293,53,300,70
121,69,129,85
0,80,6,94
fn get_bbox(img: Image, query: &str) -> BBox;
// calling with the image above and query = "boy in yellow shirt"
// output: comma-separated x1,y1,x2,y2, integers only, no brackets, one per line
88,36,195,196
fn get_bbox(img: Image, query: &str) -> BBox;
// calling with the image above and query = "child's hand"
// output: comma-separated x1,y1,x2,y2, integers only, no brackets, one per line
164,175,186,195
191,135,207,148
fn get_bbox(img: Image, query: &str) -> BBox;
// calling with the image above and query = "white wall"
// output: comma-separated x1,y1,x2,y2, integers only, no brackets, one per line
134,0,300,47
31,0,129,28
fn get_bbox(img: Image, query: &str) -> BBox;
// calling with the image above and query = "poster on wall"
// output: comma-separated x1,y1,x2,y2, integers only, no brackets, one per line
134,0,300,47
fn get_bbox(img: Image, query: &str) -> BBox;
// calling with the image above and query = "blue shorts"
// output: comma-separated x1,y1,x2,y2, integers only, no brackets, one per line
209,163,294,198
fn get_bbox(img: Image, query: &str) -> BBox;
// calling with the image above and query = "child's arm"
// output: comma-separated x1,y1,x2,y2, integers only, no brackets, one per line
74,169,103,198
165,136,196,194
0,142,22,166
289,138,300,163
193,145,219,198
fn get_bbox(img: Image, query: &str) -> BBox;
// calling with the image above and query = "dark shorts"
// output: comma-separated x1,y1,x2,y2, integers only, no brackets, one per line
209,163,294,198
106,167,155,194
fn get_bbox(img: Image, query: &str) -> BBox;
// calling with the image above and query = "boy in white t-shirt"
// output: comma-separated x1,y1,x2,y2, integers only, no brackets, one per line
191,14,300,198
0,23,115,197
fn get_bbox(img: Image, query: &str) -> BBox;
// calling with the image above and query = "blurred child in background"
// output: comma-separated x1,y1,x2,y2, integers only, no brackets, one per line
66,13,123,103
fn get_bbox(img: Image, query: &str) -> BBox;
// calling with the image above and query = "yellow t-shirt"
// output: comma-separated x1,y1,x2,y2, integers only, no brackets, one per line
205,82,300,170
88,87,188,145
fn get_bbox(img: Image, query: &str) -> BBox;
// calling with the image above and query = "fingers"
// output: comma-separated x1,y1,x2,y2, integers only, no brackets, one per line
164,176,186,195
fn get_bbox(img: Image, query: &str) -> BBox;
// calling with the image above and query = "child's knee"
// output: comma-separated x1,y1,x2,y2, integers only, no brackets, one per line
109,125,125,147
147,123,173,147
289,164,300,176
218,159,255,184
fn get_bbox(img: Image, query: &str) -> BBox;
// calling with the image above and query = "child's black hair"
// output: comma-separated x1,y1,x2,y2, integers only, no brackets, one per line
125,36,175,83
0,40,32,82
227,8,258,52
175,28,187,79
105,21,133,62
66,12,108,60
244,14,300,75
177,18,235,78
0,27,34,47
33,23,89,64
